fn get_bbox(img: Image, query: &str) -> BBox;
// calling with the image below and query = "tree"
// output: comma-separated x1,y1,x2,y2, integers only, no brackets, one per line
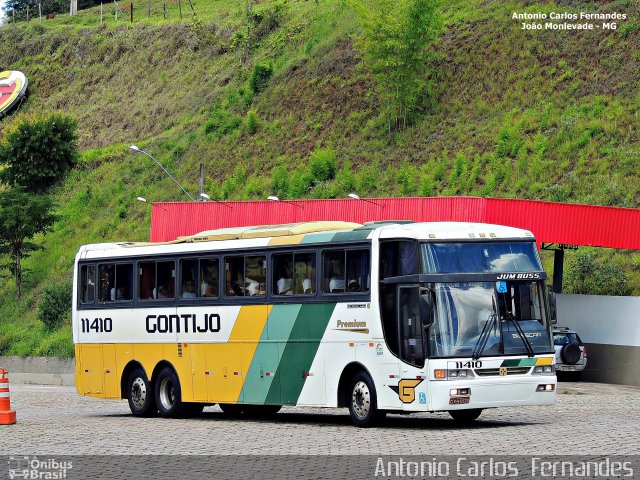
351,0,441,131
0,113,78,192
0,188,57,300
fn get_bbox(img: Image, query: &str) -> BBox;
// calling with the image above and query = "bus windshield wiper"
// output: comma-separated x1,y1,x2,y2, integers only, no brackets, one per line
504,313,535,358
472,299,498,360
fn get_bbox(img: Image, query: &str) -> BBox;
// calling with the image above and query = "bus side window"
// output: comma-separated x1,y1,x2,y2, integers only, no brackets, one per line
296,252,316,295
139,261,174,300
380,241,418,279
80,265,95,304
200,258,218,297
346,250,369,293
273,253,294,295
245,255,266,296
114,264,133,300
225,257,245,296
98,264,114,302
323,251,345,293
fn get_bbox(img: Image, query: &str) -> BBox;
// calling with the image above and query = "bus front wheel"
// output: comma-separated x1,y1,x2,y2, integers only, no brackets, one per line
448,408,482,423
126,368,157,417
348,372,385,428
155,367,184,417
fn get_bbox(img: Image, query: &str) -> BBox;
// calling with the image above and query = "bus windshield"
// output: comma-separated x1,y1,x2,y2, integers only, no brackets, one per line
428,280,553,358
421,241,542,273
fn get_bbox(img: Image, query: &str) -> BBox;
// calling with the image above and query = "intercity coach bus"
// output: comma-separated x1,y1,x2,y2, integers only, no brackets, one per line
73,221,556,427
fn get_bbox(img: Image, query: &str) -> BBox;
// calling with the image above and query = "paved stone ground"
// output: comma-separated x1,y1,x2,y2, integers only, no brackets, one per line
1,381,639,456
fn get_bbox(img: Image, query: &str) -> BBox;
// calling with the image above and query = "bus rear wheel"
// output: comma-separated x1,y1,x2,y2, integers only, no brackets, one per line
126,368,157,417
448,408,482,423
348,372,385,427
155,367,184,417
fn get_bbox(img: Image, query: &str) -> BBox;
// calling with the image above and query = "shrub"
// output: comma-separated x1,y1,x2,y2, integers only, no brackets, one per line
38,283,72,331
309,148,337,183
249,61,274,94
245,110,260,135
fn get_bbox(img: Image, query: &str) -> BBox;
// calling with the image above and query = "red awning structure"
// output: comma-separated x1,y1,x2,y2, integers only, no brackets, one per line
149,196,640,250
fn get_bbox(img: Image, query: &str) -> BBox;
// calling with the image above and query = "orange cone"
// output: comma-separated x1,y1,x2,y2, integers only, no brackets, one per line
0,368,17,425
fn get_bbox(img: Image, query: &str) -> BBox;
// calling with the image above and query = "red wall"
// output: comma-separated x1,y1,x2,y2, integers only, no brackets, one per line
149,197,640,250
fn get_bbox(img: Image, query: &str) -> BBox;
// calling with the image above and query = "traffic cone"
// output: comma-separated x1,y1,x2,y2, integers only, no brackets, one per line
0,368,17,425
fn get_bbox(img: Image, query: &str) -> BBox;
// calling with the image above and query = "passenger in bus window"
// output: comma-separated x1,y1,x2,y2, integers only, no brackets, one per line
302,277,312,294
156,285,170,299
182,280,197,299
347,280,361,292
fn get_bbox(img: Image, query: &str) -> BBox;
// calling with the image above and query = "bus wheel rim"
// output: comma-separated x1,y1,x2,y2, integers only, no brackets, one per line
352,380,370,419
159,377,175,410
131,377,147,409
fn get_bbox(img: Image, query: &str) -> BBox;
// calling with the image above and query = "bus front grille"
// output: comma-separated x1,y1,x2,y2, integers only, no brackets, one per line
474,367,532,376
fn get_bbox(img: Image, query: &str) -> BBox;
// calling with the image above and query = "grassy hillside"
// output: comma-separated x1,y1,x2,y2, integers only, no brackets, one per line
0,0,639,356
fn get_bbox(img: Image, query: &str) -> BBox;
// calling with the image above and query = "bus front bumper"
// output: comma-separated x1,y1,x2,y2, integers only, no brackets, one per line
428,376,557,412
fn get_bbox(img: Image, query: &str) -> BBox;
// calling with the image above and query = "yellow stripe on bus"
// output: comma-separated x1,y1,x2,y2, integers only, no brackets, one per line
535,357,554,366
268,234,305,246
224,304,272,402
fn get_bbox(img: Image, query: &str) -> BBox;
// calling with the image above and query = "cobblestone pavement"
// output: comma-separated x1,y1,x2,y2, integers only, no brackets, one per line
1,381,639,455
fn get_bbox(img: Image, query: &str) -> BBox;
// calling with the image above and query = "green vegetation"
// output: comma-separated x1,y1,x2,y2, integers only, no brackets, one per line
38,282,72,331
0,0,638,356
0,188,57,299
564,250,631,296
0,113,78,191
351,0,441,131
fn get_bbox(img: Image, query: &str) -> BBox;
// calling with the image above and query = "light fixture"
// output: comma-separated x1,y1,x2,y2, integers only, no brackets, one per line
135,196,167,211
199,192,233,208
267,195,303,208
348,192,383,206
128,145,196,201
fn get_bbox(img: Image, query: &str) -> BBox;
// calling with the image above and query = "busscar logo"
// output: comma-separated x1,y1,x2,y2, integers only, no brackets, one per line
512,332,542,339
389,379,424,403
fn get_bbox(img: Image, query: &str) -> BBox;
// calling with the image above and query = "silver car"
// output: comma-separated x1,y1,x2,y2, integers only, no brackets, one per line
553,327,587,380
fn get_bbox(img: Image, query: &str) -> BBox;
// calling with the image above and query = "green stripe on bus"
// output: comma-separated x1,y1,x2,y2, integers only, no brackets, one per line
500,359,521,367
265,303,336,405
331,230,372,242
500,358,538,367
300,232,336,244
241,304,301,404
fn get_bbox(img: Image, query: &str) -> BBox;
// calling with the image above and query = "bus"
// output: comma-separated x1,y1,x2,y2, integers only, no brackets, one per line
72,220,556,427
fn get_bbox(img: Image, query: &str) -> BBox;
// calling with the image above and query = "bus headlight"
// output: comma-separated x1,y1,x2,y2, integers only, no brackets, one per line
434,369,474,380
533,365,555,375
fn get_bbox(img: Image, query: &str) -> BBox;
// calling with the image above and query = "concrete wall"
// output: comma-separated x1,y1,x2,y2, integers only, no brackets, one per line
556,294,640,386
0,356,75,386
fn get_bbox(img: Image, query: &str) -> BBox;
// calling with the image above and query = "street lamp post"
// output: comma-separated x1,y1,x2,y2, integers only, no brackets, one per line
199,192,233,208
136,196,168,211
348,193,384,207
267,195,304,208
129,145,196,201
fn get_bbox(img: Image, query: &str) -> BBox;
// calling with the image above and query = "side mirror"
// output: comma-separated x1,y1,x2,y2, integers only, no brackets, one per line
419,288,434,328
548,292,557,325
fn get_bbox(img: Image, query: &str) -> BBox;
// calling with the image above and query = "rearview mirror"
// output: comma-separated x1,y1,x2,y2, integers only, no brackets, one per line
548,291,557,325
419,287,434,328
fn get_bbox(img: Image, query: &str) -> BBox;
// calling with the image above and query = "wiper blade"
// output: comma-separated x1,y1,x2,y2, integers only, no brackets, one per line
505,314,535,357
472,304,498,360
